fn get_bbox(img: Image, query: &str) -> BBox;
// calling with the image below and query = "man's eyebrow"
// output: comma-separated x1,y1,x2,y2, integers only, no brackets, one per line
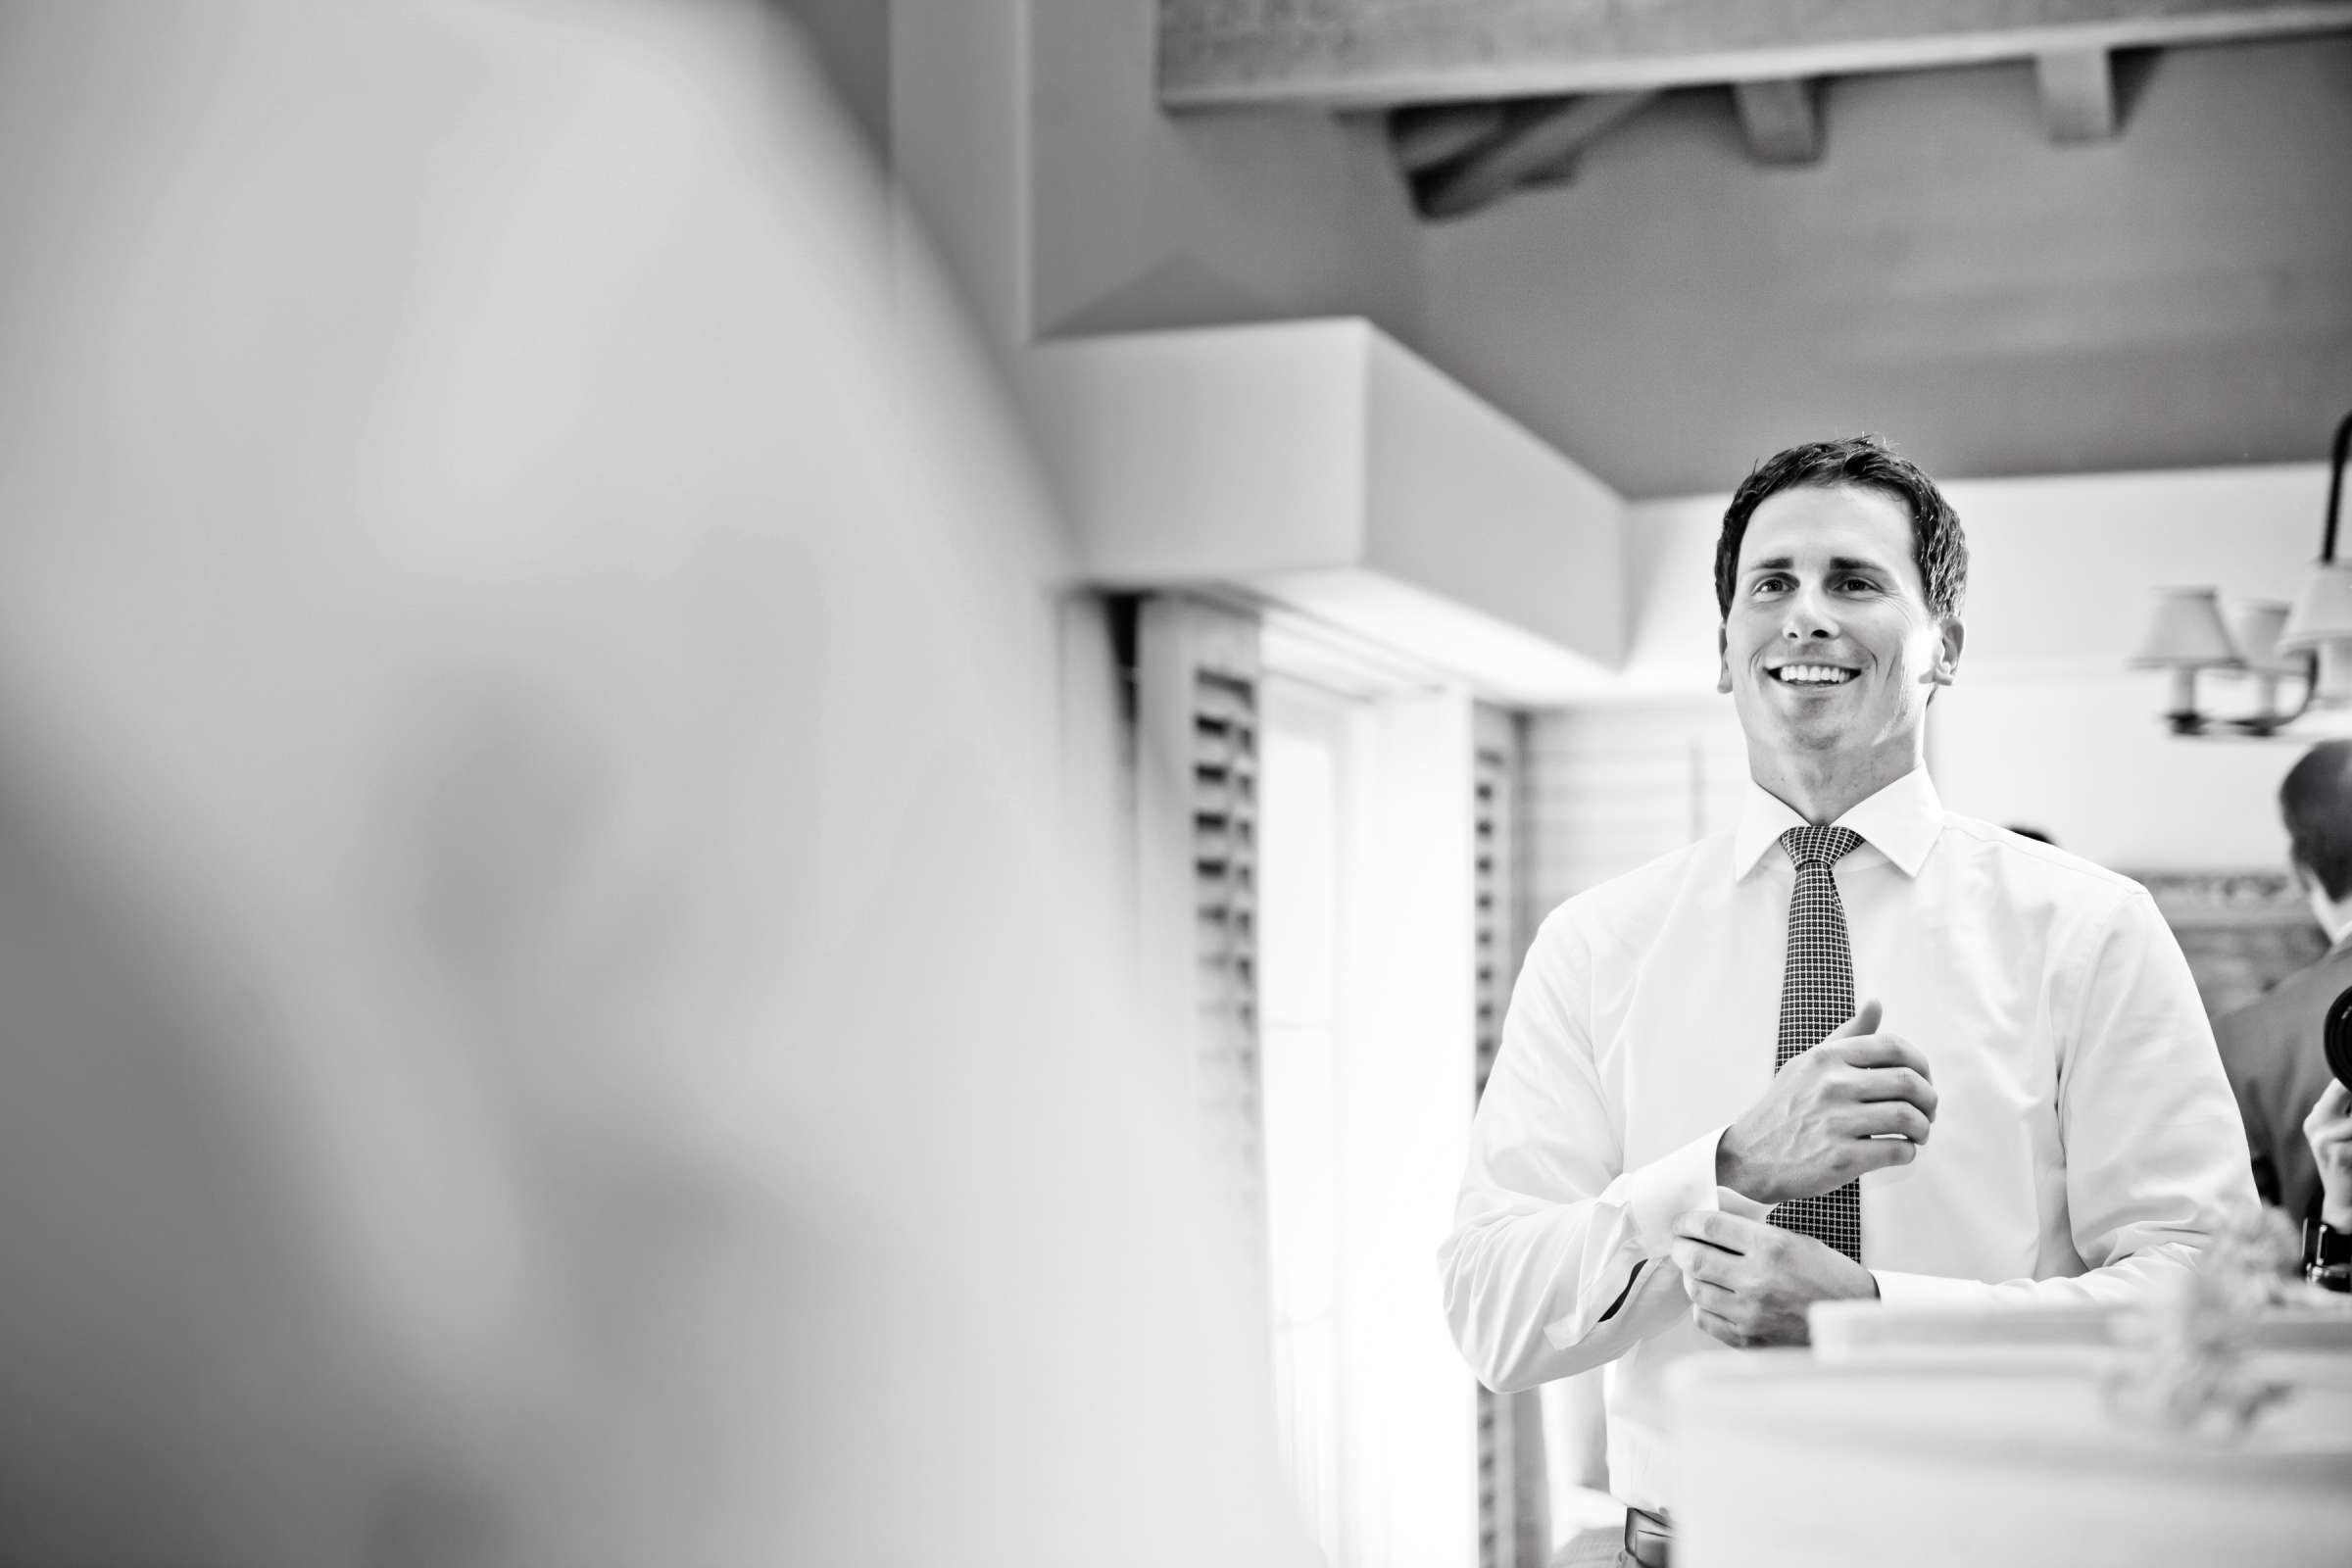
1743,554,1892,575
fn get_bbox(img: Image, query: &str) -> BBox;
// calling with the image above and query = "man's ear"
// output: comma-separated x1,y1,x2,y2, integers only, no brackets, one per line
1930,616,1966,686
1717,624,1734,695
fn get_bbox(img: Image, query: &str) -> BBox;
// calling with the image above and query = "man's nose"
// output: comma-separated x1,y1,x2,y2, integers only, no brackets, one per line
1781,584,1838,640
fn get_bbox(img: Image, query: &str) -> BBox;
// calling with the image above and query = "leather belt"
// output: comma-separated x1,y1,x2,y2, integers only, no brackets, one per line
1622,1505,1672,1568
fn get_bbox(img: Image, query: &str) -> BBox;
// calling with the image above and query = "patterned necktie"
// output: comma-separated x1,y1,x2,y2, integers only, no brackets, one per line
1767,824,1865,1263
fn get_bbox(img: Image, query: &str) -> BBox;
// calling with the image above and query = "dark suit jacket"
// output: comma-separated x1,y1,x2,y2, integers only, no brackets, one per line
2213,938,2352,1223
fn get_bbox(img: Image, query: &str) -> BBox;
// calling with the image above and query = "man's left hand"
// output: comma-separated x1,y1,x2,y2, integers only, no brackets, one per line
1668,1210,1878,1348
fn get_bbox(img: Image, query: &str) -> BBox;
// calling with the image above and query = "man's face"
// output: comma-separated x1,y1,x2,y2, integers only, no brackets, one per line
1717,483,1961,762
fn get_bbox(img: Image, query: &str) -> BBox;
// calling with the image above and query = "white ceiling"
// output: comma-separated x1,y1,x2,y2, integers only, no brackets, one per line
790,4,2352,501
1408,37,2352,495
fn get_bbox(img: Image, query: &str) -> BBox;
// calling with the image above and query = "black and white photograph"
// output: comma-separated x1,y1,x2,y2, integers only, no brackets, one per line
1,2,2349,1564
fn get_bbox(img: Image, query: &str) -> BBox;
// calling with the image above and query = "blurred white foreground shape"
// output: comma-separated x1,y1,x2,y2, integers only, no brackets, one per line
0,3,1305,1565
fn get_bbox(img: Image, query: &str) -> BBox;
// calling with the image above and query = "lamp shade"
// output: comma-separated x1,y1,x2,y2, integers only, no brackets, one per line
2128,586,2241,668
2278,561,2352,650
2226,599,2302,677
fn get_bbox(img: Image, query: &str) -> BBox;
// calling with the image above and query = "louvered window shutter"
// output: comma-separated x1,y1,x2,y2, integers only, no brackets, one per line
1473,704,1547,1568
1135,595,1268,1286
1525,701,1747,910
1473,712,1515,1100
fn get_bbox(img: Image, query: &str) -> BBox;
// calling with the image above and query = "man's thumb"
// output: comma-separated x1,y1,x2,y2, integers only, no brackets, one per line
1828,999,1883,1041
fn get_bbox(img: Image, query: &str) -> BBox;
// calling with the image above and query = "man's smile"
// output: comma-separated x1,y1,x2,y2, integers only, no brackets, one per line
1769,662,1857,688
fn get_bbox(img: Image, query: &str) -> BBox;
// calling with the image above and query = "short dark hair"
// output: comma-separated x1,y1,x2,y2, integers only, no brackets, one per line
2281,741,2352,901
1713,435,1969,622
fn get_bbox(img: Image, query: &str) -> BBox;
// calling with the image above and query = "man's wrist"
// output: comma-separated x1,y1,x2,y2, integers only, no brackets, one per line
1715,1128,1756,1200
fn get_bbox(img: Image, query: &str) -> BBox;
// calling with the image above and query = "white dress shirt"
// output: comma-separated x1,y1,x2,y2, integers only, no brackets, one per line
1437,766,2257,1512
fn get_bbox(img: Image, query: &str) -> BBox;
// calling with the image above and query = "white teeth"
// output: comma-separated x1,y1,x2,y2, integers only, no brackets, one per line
1775,664,1854,685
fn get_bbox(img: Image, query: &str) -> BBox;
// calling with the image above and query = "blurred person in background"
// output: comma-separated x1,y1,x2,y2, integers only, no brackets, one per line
0,3,1303,1565
1440,436,2253,1566
2216,741,2352,1279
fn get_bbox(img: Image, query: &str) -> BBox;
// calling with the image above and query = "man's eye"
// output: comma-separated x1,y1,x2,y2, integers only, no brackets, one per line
1752,576,1790,595
1838,576,1877,593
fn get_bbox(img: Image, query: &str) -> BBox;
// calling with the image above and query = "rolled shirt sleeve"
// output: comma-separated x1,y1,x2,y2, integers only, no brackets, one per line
1438,912,1767,1392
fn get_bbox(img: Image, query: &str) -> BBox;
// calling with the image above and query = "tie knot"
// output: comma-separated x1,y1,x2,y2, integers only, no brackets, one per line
1782,824,1862,869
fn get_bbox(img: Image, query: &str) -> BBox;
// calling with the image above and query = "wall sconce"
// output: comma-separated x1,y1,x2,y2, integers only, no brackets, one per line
2130,586,2242,733
2131,410,2352,738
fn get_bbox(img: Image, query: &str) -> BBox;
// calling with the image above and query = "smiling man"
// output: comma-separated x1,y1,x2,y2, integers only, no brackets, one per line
1439,436,2254,1560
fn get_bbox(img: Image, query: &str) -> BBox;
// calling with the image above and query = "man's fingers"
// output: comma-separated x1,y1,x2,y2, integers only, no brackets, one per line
1674,1208,1774,1252
1671,1240,1726,1286
1851,1136,1919,1175
1673,1242,1759,1295
1691,1303,1748,1348
1833,1032,1934,1080
1824,999,1884,1045
1685,1276,1736,1307
1851,1101,1933,1145
2307,1078,2352,1130
1853,1064,1938,1121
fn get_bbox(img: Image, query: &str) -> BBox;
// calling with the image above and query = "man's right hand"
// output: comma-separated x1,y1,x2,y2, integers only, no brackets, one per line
1715,1000,1938,1204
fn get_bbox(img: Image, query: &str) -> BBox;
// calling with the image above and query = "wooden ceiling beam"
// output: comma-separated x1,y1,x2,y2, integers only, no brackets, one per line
1732,77,1823,164
2035,48,2120,140
1161,0,2352,110
1411,91,1659,220
1390,103,1507,173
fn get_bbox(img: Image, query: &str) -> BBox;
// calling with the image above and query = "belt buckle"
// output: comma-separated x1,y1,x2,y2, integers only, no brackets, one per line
1621,1505,1672,1568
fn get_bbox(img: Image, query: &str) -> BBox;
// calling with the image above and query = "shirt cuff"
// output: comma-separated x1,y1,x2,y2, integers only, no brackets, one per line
1618,1124,1768,1254
1868,1270,1998,1310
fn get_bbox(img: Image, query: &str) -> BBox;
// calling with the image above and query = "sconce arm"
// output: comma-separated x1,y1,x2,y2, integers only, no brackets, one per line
2325,408,2352,564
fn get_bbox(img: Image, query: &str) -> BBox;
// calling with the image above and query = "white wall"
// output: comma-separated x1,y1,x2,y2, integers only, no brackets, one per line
1361,327,1626,669
1580,462,2332,876
1029,0,1421,342
1932,464,2330,870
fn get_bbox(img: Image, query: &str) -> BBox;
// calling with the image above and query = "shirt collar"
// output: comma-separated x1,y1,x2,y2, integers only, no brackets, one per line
1730,766,1944,881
